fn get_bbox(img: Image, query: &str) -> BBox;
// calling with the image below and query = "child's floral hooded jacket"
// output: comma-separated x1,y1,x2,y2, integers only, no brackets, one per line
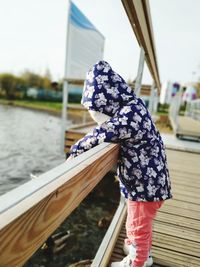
69,61,172,202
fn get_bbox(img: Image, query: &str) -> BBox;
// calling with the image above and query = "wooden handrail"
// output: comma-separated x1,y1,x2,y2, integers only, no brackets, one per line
91,197,127,267
0,142,119,267
121,0,161,91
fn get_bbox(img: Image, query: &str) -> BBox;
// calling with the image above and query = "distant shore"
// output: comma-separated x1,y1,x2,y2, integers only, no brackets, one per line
0,99,172,133
0,99,85,117
0,99,93,125
0,99,62,116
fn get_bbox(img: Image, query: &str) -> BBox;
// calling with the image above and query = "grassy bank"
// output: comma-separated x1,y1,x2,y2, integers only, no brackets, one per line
0,99,83,116
0,99,62,114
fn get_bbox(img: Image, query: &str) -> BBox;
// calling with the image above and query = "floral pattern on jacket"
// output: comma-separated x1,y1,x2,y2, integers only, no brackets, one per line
69,61,172,202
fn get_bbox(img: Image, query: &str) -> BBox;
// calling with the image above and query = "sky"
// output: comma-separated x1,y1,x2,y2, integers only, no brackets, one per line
0,0,200,85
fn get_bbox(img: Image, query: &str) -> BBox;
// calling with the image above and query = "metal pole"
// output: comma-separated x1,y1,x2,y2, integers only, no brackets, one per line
148,82,155,114
61,0,71,153
153,88,159,113
134,47,145,97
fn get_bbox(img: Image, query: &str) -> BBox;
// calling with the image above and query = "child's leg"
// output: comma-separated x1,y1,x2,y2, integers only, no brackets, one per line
125,200,164,267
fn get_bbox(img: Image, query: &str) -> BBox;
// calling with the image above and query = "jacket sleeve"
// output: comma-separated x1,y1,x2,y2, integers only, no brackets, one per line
69,110,137,158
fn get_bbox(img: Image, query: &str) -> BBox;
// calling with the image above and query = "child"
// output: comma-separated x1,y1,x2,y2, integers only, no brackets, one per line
68,61,172,267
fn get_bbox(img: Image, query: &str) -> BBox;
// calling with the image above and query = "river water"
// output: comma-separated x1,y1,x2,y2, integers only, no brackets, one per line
0,105,66,196
0,105,119,267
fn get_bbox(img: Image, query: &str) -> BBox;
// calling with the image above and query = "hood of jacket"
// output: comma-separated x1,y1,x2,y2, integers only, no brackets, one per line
81,60,137,117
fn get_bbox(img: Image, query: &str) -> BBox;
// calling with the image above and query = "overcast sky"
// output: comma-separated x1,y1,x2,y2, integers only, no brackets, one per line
0,0,200,84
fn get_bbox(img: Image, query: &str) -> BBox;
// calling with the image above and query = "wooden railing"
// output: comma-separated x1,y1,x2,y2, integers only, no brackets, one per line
0,143,119,267
122,0,161,91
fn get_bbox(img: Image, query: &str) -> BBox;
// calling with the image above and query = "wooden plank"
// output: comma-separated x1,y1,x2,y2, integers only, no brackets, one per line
153,233,200,257
170,161,200,169
170,193,200,205
170,166,200,175
153,247,200,267
160,204,200,220
64,139,77,147
155,211,200,231
172,180,200,190
171,173,200,185
170,169,200,178
170,178,200,188
173,177,199,186
163,199,200,212
153,221,200,243
171,176,200,187
171,188,200,199
167,149,200,160
65,132,85,140
0,143,119,267
169,159,200,169
170,154,200,163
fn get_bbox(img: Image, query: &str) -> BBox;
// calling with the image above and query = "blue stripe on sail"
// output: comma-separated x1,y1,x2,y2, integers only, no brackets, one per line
70,1,98,32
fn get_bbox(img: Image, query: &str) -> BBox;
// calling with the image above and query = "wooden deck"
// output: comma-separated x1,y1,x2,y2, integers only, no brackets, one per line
65,123,200,266
109,149,200,267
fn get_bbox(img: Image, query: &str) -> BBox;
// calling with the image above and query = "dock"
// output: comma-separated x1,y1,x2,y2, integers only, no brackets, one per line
107,149,200,267
64,121,200,267
1,124,200,266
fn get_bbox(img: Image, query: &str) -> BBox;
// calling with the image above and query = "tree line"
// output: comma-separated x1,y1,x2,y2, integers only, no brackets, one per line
0,70,62,100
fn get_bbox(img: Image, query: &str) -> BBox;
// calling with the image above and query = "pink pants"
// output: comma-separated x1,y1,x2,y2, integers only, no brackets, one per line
125,199,164,267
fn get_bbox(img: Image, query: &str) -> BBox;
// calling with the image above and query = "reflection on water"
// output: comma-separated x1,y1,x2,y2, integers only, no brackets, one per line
0,105,65,196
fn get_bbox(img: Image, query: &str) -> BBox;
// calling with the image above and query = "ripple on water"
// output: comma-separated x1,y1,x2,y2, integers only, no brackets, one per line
0,105,66,196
